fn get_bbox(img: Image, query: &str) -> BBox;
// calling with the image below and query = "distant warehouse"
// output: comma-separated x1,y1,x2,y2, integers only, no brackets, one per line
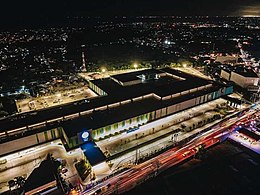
61,68,233,148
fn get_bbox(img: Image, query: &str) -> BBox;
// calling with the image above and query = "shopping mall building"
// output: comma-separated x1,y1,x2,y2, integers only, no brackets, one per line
61,68,233,148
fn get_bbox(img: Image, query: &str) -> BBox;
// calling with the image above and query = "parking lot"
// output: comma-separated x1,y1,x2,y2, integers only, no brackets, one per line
16,87,98,113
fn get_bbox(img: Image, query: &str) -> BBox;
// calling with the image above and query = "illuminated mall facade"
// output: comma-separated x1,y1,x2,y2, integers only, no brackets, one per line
60,68,233,148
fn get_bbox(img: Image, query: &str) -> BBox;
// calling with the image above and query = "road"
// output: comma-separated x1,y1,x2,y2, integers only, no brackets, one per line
228,111,260,154
84,107,258,195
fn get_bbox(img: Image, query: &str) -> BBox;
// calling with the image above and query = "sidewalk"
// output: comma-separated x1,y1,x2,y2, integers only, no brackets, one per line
97,110,219,156
108,111,238,171
96,98,226,148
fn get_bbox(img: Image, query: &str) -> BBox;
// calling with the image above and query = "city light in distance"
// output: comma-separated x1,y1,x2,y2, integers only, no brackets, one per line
101,67,106,73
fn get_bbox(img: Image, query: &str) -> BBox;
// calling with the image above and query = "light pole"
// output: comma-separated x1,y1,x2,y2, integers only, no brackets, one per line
101,67,107,77
174,133,178,142
135,147,139,164
240,96,245,111
171,130,178,144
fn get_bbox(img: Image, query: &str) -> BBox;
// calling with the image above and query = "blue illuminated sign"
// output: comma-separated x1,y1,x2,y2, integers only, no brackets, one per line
81,131,90,142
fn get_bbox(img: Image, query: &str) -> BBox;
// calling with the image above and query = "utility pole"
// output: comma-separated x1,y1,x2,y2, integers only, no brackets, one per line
135,148,139,164
174,133,178,142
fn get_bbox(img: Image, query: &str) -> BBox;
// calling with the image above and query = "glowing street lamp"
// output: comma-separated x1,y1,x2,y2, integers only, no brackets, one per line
133,63,138,69
183,63,187,68
101,67,106,73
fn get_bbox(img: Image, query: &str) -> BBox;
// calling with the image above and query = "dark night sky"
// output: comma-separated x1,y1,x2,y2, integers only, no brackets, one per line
1,0,260,27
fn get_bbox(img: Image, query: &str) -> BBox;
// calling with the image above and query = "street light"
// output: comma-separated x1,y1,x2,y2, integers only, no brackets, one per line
101,68,106,73
183,63,187,68
133,63,138,69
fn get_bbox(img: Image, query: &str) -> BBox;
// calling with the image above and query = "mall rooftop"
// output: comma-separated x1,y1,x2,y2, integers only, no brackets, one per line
61,68,230,139
91,67,212,99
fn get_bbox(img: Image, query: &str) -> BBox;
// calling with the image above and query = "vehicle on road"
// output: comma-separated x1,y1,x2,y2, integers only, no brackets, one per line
182,151,191,157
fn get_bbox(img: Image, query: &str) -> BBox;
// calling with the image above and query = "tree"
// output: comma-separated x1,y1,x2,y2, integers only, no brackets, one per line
14,176,26,188
8,180,15,191
75,159,92,181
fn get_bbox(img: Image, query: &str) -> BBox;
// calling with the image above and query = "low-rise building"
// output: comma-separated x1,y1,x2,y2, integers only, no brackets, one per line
221,67,259,91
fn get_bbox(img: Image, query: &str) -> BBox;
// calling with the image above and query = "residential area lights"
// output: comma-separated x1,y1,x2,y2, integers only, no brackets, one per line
164,39,171,45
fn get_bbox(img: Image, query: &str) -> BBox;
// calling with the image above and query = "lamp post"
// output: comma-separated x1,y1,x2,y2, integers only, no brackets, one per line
100,67,107,78
135,147,139,164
